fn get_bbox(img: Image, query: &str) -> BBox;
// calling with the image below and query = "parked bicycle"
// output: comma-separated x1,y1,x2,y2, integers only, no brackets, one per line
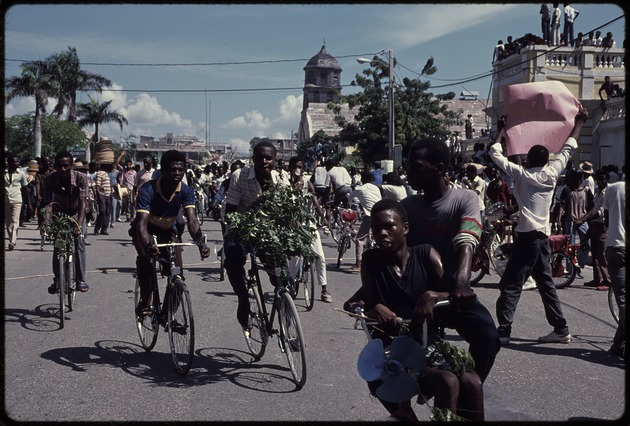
134,236,201,375
242,247,307,389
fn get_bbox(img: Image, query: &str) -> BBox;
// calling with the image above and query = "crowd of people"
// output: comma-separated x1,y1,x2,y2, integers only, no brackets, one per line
493,3,621,62
4,103,625,420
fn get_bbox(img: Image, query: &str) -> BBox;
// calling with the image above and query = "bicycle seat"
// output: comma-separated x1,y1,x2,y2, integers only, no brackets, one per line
341,209,359,222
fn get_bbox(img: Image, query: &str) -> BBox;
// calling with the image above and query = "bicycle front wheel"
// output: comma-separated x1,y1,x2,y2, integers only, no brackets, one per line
609,286,620,324
302,260,315,311
168,279,195,375
243,280,268,360
469,248,487,286
134,278,159,351
550,251,576,289
277,291,307,388
67,253,76,312
337,235,349,268
57,254,67,328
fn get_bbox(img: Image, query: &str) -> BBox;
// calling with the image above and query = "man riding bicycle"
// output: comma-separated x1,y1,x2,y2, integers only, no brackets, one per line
130,150,210,317
42,151,89,294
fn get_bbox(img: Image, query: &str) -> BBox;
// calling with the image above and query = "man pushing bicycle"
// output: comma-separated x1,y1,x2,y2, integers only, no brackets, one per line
130,150,210,317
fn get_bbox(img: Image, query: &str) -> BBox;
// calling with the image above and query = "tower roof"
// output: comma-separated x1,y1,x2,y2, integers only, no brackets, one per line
304,45,342,71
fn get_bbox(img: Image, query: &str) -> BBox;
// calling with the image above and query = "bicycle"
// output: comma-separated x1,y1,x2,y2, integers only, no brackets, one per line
470,202,509,285
549,234,579,289
44,209,80,329
193,186,205,226
242,247,307,389
290,254,315,311
333,207,359,268
608,286,619,324
134,237,201,375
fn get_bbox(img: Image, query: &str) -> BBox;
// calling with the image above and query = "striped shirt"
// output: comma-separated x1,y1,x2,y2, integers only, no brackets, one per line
225,167,287,213
94,170,112,196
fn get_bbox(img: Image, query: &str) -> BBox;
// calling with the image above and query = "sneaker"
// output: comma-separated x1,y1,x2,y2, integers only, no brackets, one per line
110,223,115,228
522,277,537,291
538,331,571,343
583,280,598,287
8,243,15,251
76,282,89,292
321,290,333,303
48,283,59,294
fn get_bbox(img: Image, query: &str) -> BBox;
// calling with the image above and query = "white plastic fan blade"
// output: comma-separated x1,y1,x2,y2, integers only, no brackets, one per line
376,371,420,403
357,338,386,382
389,336,426,372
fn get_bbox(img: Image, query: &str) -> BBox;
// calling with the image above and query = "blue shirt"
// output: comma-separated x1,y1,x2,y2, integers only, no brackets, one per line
136,178,195,231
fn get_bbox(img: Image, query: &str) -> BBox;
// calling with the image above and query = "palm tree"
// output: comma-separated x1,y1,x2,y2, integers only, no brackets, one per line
5,60,56,158
76,95,128,162
50,47,112,122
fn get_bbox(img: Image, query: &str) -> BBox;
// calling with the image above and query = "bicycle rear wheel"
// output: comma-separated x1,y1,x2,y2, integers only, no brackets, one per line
337,235,349,268
550,251,576,289
67,253,76,312
302,260,315,311
609,286,620,324
195,200,204,226
57,254,67,328
469,248,487,286
277,291,307,388
168,279,195,375
134,278,159,351
243,279,268,360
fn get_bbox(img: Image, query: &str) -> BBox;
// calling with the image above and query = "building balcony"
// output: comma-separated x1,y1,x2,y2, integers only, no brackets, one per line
492,45,625,111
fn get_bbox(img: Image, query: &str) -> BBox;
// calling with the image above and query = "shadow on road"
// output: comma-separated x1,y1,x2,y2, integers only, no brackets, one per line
497,337,625,369
4,305,64,332
38,340,300,391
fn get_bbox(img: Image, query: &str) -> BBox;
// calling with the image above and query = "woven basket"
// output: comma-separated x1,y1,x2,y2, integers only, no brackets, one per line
95,150,115,164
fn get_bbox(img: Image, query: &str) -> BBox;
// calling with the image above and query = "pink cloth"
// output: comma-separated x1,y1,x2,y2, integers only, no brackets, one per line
503,81,582,155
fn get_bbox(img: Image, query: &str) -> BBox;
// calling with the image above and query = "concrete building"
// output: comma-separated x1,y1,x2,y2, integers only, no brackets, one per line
484,43,626,169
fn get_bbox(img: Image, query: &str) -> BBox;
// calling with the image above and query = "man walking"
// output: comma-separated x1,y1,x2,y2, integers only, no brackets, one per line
490,109,587,344
4,152,30,251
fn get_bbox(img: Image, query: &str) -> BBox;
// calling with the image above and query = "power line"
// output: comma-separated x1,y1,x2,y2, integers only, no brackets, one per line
5,52,381,67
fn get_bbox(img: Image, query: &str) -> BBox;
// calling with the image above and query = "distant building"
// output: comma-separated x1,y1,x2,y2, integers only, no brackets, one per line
297,45,356,145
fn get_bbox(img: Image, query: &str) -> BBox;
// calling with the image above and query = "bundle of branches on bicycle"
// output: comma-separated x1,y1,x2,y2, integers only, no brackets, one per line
226,183,317,266
44,211,80,251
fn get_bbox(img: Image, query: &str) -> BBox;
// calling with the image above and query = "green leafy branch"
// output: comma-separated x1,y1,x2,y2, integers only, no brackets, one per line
226,183,317,265
46,212,78,251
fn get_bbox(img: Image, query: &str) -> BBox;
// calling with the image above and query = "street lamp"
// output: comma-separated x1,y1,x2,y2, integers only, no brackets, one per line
357,49,395,164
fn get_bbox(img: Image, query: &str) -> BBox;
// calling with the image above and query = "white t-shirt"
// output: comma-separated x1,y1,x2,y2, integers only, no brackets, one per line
603,181,625,248
348,182,382,216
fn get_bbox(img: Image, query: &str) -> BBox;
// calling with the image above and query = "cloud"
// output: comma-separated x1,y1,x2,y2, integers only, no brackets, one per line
98,85,197,137
229,138,251,156
377,4,524,49
221,94,303,140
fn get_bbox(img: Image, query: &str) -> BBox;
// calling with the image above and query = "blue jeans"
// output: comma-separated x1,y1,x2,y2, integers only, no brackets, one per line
606,247,625,349
496,230,569,336
564,221,589,268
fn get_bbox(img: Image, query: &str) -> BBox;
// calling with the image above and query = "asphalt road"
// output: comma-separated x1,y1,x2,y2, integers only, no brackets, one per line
3,218,626,422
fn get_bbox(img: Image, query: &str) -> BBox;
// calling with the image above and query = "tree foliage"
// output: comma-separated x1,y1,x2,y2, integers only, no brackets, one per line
332,56,460,166
5,113,87,160
76,95,129,159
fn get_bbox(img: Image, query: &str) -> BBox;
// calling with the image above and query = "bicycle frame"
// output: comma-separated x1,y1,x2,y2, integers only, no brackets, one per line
247,249,287,336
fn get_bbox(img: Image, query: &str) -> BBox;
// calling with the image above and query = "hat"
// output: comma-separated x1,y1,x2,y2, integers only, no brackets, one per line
73,160,88,171
27,160,39,173
579,161,594,174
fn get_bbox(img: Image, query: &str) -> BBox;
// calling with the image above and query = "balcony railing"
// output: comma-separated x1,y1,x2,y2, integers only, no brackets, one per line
495,46,625,73
601,96,625,121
